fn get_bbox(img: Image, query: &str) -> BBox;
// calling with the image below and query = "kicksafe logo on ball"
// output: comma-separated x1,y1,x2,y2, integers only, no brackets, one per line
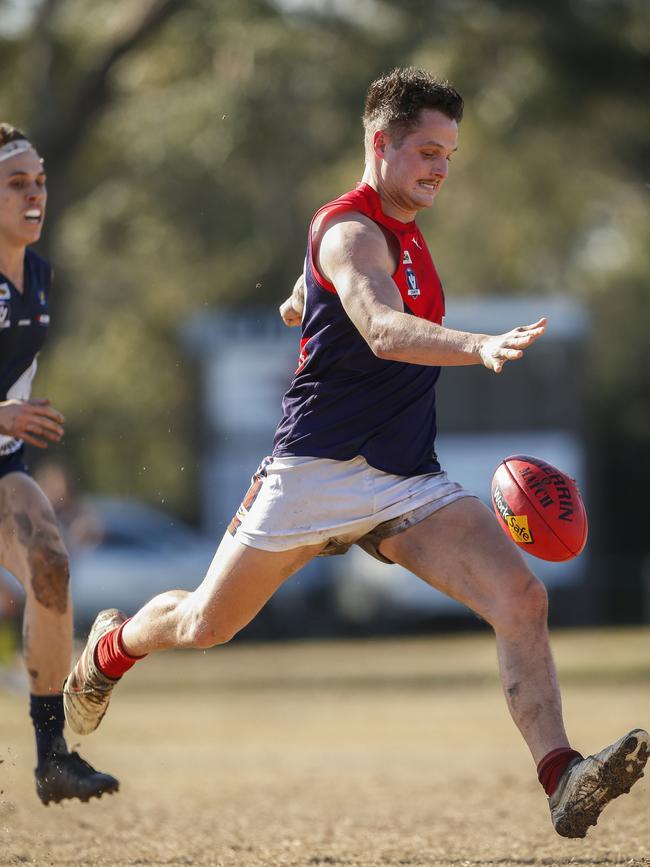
492,483,534,545
508,513,533,545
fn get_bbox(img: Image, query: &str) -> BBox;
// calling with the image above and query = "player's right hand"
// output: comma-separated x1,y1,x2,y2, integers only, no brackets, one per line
0,398,65,448
279,296,302,327
279,274,305,327
479,318,547,374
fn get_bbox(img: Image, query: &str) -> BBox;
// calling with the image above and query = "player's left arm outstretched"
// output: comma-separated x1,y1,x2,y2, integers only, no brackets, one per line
278,252,546,373
478,319,547,374
316,214,546,372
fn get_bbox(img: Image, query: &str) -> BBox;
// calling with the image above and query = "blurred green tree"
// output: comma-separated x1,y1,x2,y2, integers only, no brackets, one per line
0,0,648,607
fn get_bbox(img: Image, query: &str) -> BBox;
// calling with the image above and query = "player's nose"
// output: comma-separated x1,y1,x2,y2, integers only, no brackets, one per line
27,184,45,201
432,158,448,178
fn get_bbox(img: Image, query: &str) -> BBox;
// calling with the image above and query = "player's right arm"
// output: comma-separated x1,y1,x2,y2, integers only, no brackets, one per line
0,398,65,448
317,214,545,373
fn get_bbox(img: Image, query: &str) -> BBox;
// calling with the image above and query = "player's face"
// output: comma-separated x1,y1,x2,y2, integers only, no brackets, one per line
0,149,47,248
377,109,458,219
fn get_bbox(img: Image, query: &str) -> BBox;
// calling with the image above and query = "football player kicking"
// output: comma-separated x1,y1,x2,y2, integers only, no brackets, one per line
64,69,647,837
0,123,118,804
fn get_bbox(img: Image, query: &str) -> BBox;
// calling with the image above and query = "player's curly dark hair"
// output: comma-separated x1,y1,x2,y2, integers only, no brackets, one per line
0,123,31,147
363,67,463,158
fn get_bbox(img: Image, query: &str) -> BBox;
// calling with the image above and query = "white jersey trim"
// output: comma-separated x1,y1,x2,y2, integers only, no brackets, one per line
0,357,38,452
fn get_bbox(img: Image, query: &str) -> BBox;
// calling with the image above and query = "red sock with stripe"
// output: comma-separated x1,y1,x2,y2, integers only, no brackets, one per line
94,619,146,680
537,747,583,796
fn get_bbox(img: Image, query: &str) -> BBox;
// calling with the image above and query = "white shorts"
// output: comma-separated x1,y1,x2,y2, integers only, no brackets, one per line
227,455,475,564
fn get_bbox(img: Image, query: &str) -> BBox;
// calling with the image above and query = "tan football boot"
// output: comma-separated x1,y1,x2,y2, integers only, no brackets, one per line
550,728,649,838
63,609,127,735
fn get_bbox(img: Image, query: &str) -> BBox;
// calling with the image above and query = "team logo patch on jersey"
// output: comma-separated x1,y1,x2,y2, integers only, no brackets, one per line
405,268,420,298
402,250,412,264
0,283,10,300
37,314,50,325
38,290,46,306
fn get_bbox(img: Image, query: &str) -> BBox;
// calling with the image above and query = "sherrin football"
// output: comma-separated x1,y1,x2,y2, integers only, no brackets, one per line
491,455,588,562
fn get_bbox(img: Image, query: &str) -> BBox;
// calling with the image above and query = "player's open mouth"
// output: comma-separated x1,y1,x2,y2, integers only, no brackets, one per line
418,181,439,192
24,209,42,223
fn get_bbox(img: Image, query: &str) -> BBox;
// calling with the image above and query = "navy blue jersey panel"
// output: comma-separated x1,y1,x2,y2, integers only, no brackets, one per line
0,248,50,400
273,185,444,478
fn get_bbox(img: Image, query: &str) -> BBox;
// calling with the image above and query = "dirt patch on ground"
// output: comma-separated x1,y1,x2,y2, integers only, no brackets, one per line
0,629,648,866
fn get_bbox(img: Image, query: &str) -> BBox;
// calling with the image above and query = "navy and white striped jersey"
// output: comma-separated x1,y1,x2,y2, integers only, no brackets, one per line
0,248,50,457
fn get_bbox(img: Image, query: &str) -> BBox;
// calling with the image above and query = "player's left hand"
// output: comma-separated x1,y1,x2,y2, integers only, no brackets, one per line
0,397,65,448
479,318,547,374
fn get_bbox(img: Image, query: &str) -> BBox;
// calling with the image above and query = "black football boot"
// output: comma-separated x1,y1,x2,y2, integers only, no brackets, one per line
35,736,119,805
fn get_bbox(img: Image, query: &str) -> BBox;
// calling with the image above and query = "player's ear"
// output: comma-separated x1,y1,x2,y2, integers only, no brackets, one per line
373,130,388,159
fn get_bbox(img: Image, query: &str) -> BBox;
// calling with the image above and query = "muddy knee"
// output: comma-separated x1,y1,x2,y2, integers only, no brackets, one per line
29,544,70,615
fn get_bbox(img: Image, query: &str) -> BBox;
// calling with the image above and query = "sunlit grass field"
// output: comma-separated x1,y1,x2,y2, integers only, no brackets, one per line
1,627,649,866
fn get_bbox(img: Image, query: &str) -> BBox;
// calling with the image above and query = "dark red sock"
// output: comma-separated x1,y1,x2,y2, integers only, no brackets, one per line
537,747,583,796
94,619,146,680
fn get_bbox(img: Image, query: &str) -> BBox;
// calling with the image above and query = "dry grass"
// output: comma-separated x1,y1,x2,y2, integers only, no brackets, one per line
0,627,649,867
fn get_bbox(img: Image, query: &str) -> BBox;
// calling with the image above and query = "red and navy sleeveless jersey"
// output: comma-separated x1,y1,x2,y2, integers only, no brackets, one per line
272,183,446,477
0,248,51,457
